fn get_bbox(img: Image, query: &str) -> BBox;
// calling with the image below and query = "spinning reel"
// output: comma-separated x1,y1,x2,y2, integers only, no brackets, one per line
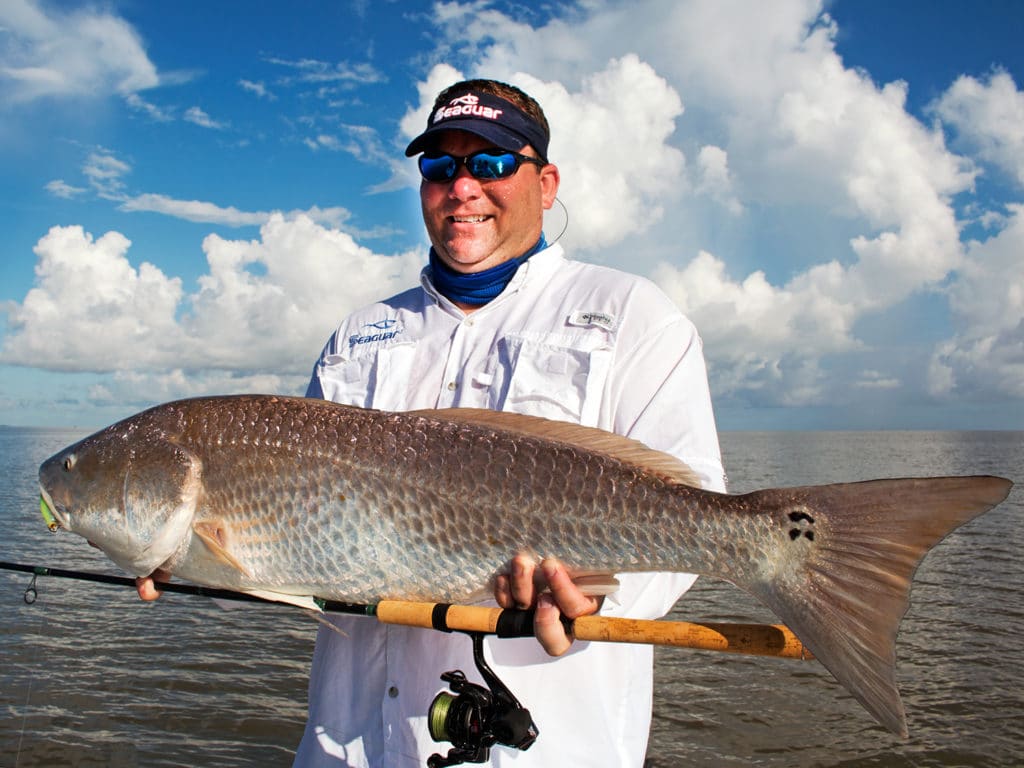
426,632,539,767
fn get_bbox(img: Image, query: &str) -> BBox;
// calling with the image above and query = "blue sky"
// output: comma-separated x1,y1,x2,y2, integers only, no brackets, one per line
2,0,1023,431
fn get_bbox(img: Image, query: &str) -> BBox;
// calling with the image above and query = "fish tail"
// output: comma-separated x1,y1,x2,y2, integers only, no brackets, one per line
741,475,1012,737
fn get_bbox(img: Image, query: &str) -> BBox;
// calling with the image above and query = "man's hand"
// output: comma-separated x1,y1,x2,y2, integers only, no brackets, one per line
494,554,601,656
135,569,171,601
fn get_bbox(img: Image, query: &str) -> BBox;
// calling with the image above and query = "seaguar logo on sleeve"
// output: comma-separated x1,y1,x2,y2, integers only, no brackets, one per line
433,93,504,124
348,319,403,348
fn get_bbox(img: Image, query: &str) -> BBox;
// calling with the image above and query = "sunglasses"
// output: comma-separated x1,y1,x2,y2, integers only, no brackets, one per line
418,149,546,182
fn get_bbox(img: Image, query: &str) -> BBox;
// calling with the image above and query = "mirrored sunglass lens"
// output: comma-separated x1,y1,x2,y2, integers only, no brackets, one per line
468,152,516,179
420,155,456,181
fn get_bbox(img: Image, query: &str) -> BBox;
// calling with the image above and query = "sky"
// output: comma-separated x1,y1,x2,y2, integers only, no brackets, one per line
1,0,1023,432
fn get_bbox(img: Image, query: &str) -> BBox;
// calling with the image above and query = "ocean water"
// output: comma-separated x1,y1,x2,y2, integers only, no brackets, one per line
1,426,1021,767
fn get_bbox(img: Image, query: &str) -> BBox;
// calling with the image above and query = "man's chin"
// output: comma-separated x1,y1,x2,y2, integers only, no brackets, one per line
438,247,502,274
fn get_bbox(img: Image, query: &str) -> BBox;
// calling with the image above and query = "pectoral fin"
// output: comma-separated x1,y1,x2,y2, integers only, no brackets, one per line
193,520,251,577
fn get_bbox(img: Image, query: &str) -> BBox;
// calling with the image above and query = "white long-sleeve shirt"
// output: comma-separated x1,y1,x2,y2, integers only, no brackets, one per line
296,243,725,767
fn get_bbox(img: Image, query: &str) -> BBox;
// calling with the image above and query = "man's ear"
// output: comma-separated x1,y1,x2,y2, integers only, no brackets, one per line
540,163,560,210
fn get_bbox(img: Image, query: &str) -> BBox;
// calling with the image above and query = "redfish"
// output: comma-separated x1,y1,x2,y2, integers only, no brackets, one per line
37,395,1012,737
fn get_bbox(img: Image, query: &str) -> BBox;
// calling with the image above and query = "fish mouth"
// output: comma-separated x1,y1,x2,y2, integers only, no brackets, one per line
39,487,64,532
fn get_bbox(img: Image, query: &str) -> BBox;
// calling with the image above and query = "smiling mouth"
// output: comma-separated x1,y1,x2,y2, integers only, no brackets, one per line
450,215,490,223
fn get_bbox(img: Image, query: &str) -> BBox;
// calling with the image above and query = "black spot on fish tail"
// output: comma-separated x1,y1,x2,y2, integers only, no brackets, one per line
788,510,815,524
787,507,816,542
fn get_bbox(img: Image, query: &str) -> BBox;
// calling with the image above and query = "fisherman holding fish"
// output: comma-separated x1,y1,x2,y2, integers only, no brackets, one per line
139,79,727,766
298,79,725,767
40,74,1016,767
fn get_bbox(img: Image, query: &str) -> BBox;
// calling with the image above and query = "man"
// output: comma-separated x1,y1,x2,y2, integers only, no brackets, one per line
140,78,725,766
295,79,725,766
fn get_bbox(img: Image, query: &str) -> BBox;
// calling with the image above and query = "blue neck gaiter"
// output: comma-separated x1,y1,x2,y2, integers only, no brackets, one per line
428,234,547,306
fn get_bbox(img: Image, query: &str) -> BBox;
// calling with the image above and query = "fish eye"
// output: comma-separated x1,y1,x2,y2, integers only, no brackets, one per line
63,454,77,471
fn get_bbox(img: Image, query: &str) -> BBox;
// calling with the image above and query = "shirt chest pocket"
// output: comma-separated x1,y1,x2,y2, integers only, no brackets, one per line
317,342,417,410
489,336,613,426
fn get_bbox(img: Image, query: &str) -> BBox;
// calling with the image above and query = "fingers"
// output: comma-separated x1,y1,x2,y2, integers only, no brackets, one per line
510,553,538,609
540,558,600,620
534,593,572,656
493,554,604,656
534,558,601,657
135,568,170,601
494,573,512,609
135,577,160,601
494,552,538,610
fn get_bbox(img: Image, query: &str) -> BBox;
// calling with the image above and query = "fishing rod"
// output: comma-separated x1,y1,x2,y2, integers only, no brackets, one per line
0,560,811,660
3,560,813,768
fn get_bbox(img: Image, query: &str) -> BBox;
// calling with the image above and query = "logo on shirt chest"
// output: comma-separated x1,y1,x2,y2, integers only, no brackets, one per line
567,310,617,331
348,319,403,348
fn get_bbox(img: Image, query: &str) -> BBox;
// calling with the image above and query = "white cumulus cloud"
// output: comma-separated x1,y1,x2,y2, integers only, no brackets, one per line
695,145,743,215
932,70,1024,188
928,204,1024,399
1,225,184,371
0,0,159,103
0,217,424,383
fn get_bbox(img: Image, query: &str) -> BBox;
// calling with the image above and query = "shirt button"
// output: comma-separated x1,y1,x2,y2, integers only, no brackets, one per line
447,381,456,391
388,686,399,698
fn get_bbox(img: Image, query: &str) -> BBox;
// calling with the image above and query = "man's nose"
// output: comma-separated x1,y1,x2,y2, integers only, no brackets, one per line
448,166,483,199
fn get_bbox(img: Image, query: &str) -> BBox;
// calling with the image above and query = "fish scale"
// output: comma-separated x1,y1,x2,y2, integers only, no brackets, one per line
37,394,1013,737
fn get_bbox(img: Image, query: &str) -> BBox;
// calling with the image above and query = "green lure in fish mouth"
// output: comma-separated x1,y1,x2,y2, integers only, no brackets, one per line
40,494,60,532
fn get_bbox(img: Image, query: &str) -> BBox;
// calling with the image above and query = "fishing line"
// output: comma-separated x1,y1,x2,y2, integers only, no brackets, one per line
546,196,569,245
12,571,50,768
